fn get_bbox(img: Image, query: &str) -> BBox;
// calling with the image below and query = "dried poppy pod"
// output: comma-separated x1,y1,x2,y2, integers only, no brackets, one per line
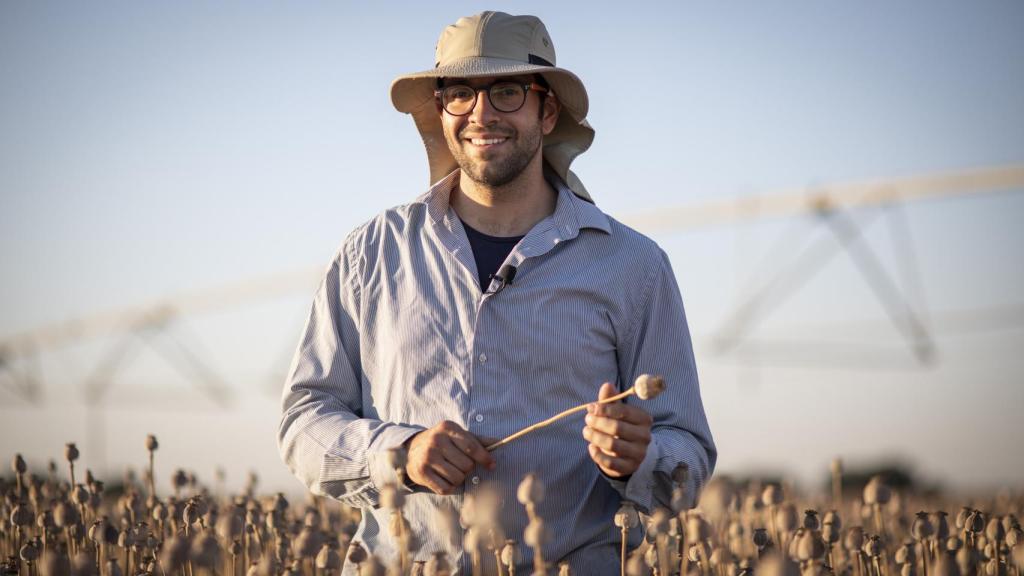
160,536,190,573
71,550,96,576
294,526,321,559
757,553,800,576
71,484,89,506
12,453,27,475
500,540,520,569
65,444,80,463
614,501,640,530
144,435,158,452
670,485,689,515
645,545,660,568
624,551,648,576
932,553,960,576
20,542,40,563
40,548,71,576
913,511,935,540
53,501,80,528
11,503,33,526
1013,547,1024,574
775,504,798,534
358,556,386,576
672,463,689,486
968,510,986,534
633,374,666,400
753,528,771,549
517,474,545,508
425,552,452,576
863,535,883,558
955,507,971,531
87,518,107,545
1006,525,1022,547
191,533,221,569
648,508,671,536
275,536,292,565
217,510,244,541
346,542,368,565
823,510,842,531
170,469,189,495
687,515,711,543
822,522,840,545
803,510,820,531
182,500,200,528
985,517,1005,542
895,542,915,565
524,518,550,549
932,511,950,540
863,476,891,506
151,502,168,523
946,536,962,552
711,548,733,567
955,546,975,574
37,510,55,532
762,484,784,507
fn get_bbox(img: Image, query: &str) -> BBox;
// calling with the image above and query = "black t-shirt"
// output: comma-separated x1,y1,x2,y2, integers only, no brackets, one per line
461,219,524,292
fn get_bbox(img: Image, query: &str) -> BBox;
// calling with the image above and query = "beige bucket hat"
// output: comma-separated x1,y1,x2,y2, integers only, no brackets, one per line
390,11,595,202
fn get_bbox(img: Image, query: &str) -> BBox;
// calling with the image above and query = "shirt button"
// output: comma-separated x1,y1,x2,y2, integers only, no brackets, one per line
471,476,481,485
475,414,484,423
478,353,487,363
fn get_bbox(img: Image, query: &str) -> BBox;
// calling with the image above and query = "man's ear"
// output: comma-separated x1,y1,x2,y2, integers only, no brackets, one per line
542,96,561,135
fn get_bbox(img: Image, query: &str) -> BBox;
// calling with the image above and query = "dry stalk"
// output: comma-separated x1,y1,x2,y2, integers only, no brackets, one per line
486,375,665,451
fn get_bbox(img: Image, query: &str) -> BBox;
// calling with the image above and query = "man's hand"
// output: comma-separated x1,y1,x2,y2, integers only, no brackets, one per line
583,382,653,478
404,420,495,495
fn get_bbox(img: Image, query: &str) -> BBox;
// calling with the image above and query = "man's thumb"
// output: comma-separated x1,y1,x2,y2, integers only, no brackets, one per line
598,382,617,403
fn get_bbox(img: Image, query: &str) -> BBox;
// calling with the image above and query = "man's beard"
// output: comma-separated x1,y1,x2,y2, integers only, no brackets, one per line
446,122,543,188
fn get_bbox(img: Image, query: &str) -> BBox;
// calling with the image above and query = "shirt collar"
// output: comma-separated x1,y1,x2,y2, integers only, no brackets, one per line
417,169,611,237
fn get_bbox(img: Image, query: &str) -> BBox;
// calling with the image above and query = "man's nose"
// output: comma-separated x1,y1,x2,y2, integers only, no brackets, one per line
468,88,499,124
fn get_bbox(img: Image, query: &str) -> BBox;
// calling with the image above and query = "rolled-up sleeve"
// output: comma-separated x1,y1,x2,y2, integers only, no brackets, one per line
606,248,717,512
277,242,423,508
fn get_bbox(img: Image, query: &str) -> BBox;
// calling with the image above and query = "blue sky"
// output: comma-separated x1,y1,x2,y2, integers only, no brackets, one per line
2,2,1023,493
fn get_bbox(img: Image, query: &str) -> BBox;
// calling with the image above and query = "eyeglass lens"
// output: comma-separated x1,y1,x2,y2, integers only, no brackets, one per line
442,82,527,115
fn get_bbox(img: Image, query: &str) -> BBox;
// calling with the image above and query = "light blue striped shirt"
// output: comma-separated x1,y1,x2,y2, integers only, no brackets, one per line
278,171,716,575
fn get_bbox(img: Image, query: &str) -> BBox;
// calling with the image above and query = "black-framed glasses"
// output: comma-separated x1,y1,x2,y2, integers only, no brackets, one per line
435,81,549,116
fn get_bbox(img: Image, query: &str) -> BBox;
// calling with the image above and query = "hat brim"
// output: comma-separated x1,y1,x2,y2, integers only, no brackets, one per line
389,56,595,202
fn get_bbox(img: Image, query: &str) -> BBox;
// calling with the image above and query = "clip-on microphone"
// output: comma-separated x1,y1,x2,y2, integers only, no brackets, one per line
487,264,517,295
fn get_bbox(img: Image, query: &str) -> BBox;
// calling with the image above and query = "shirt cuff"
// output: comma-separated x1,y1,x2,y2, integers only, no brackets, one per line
603,437,659,512
365,424,425,497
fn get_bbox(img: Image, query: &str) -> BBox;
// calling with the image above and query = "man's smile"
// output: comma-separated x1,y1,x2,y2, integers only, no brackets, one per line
468,137,508,146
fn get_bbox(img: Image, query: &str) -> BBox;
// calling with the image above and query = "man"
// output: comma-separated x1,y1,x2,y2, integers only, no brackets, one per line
278,11,716,575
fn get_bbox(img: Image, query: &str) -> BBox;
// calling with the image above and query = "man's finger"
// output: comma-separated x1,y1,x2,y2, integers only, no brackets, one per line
430,460,466,487
448,430,495,470
587,444,634,477
593,403,654,426
439,441,476,474
583,426,647,460
423,470,454,495
585,414,652,443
